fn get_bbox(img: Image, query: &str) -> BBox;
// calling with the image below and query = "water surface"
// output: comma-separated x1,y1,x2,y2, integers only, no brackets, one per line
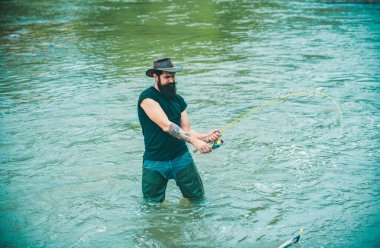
1,0,379,247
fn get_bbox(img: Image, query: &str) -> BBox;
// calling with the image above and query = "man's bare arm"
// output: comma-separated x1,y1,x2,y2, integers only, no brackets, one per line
140,98,212,153
181,109,221,143
140,98,191,141
167,122,192,143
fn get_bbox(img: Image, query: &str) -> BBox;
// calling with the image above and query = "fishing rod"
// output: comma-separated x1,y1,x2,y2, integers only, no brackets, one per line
278,228,304,248
207,90,343,151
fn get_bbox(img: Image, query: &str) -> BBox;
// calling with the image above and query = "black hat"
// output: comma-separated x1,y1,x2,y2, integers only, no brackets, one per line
146,58,183,77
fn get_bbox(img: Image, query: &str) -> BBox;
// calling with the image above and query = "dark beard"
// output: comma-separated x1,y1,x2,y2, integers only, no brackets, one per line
157,79,177,99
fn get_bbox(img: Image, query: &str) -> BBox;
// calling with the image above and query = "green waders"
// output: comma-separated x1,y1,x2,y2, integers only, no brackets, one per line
142,162,204,203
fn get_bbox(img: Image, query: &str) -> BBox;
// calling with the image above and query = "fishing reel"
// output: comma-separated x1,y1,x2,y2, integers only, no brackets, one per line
211,139,224,150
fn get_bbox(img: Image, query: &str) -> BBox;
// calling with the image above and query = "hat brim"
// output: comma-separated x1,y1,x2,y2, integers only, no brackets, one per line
146,66,183,77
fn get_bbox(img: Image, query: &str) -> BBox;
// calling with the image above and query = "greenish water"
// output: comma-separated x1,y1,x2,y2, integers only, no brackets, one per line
1,0,379,247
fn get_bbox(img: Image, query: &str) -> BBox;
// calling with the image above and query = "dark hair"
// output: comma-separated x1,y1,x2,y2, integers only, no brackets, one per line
153,70,163,77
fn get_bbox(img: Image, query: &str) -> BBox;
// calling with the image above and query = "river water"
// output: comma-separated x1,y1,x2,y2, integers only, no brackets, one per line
1,0,379,247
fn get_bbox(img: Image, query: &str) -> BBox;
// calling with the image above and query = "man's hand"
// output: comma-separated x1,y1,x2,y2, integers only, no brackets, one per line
192,138,212,154
205,129,222,143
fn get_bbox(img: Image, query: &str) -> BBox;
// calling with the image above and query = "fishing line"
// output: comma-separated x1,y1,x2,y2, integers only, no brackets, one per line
207,90,343,151
220,90,343,135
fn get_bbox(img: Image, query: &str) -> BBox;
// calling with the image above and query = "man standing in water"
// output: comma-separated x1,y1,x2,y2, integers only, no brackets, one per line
138,58,221,203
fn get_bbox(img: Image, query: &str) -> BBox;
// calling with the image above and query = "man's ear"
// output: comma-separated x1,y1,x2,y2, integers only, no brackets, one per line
153,73,159,82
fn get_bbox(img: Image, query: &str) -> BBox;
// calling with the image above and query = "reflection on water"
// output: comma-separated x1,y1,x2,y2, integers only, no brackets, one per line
1,0,380,247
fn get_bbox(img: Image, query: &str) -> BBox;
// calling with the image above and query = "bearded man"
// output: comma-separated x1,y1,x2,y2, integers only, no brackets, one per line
137,58,221,203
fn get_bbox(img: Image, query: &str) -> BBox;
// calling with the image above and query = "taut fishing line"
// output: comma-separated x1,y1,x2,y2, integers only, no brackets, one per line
210,90,343,150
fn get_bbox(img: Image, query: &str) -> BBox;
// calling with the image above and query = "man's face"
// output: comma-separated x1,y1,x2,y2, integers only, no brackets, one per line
155,72,177,98
155,72,176,85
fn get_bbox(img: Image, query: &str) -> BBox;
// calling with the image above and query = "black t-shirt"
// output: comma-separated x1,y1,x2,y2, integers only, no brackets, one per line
138,86,189,161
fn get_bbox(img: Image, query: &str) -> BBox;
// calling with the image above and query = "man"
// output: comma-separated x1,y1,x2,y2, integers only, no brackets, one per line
138,58,221,203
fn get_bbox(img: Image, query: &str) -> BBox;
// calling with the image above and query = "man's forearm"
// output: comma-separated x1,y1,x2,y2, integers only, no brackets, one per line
167,123,209,142
166,122,214,154
166,122,192,143
186,129,208,141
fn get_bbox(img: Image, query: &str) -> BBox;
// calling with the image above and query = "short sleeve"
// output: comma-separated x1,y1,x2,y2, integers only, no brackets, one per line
176,94,187,112
138,87,157,106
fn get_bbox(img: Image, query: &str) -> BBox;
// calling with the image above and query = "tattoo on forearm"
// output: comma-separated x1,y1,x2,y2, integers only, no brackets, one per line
167,123,192,143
